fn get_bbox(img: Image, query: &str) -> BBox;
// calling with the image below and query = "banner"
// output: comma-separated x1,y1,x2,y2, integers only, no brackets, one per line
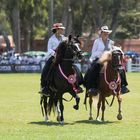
0,64,42,73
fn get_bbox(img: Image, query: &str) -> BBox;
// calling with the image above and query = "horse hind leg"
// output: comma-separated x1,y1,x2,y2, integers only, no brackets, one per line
101,98,105,121
41,96,49,122
96,95,102,121
89,95,93,120
117,94,123,120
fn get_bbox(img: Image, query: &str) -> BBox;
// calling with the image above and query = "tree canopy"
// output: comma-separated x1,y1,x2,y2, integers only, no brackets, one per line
0,0,139,52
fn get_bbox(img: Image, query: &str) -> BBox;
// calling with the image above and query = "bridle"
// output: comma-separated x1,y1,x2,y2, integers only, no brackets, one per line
62,41,82,62
111,50,123,70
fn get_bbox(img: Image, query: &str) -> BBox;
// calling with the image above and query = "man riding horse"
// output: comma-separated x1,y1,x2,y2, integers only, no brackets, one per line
84,25,130,95
39,23,83,96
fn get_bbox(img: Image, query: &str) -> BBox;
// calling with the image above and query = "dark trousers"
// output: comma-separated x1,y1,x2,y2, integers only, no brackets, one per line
118,68,128,86
84,61,101,89
40,56,54,87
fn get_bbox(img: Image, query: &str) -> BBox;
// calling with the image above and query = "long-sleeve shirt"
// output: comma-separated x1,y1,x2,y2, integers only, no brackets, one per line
47,34,67,55
90,37,114,61
46,34,67,59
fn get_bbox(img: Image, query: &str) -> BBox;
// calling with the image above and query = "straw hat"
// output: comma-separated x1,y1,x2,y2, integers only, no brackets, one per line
100,25,112,34
51,23,65,30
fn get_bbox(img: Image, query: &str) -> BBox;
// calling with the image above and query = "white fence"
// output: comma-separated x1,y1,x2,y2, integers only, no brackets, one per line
127,58,140,72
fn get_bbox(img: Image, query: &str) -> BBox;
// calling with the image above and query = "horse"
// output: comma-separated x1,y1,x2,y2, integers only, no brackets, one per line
84,49,124,121
40,35,83,124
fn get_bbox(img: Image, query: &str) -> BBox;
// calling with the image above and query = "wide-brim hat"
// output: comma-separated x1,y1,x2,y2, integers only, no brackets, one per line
51,23,65,30
100,25,112,34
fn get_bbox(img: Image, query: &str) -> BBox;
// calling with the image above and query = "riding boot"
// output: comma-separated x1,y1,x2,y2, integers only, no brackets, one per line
118,67,130,94
39,56,54,96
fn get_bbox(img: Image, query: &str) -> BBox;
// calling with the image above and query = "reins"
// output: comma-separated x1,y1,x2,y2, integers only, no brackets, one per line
105,96,115,107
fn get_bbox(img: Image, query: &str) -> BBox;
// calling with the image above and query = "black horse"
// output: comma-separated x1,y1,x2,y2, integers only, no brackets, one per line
40,36,83,124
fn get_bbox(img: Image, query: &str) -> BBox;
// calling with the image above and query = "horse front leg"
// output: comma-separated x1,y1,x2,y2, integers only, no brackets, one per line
96,95,102,121
89,95,93,120
73,94,80,110
101,97,105,121
69,90,80,110
117,94,122,120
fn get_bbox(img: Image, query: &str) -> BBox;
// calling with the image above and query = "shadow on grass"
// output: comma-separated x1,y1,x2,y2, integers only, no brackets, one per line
75,119,116,125
29,119,120,126
29,121,75,126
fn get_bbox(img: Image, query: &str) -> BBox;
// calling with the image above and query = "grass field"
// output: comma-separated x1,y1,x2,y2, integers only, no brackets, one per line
0,73,140,140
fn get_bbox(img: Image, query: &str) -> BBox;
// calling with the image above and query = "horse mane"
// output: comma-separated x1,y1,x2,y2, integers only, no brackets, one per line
98,51,112,65
55,41,67,65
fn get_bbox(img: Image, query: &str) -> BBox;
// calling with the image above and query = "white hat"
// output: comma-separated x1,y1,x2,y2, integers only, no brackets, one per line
51,23,65,30
101,25,112,34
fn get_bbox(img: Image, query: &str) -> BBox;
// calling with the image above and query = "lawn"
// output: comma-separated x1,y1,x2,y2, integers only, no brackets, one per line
0,73,140,140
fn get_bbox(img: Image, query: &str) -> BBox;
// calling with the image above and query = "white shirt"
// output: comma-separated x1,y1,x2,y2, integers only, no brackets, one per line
90,37,114,61
47,34,67,57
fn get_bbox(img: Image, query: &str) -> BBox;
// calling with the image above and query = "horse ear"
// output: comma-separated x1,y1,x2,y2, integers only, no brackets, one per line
74,35,81,45
76,35,79,39
68,35,72,42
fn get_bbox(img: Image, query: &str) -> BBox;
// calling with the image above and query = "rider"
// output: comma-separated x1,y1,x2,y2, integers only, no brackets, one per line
85,25,130,95
39,23,83,96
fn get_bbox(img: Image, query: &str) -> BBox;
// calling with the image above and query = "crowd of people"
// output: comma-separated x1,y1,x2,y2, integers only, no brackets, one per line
0,51,47,65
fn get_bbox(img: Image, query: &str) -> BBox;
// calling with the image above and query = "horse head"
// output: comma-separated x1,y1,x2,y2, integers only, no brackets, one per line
67,35,83,60
111,49,123,70
55,35,83,65
98,48,123,70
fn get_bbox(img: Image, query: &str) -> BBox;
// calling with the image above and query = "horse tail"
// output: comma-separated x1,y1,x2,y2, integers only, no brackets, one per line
83,89,88,110
47,92,57,115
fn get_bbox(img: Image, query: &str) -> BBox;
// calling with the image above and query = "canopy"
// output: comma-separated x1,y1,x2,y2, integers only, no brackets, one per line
23,51,47,56
124,51,140,58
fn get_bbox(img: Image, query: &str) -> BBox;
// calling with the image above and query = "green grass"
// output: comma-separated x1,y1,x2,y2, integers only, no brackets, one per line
0,73,140,140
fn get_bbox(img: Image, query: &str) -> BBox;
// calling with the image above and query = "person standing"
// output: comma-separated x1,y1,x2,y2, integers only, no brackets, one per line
84,25,130,94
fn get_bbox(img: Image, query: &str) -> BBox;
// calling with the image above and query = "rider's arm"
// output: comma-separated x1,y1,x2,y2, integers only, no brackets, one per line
90,39,103,62
47,38,56,56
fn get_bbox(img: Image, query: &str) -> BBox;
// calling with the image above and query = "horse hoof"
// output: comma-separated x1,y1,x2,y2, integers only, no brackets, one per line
73,105,79,110
89,117,93,120
59,121,64,125
45,116,49,122
96,117,102,122
45,119,50,122
117,114,122,120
